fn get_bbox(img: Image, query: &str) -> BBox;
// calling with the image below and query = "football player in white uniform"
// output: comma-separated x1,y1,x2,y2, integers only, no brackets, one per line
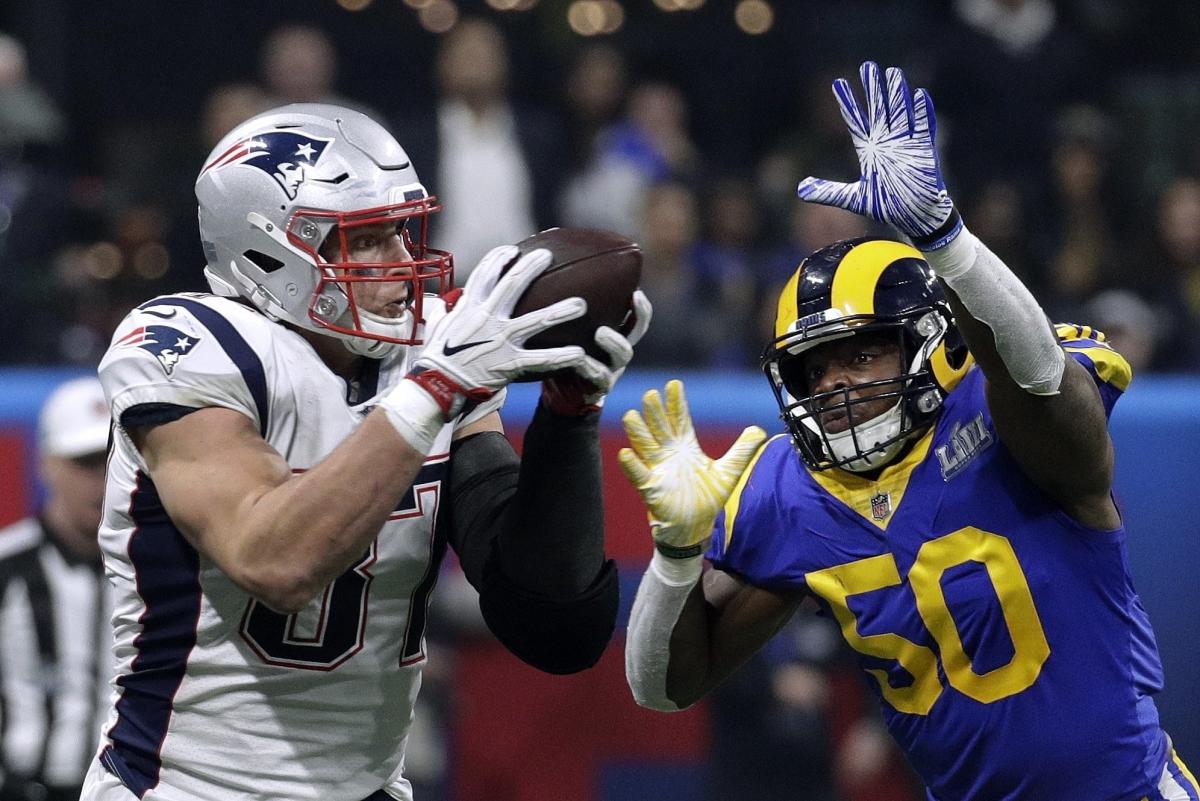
82,104,650,801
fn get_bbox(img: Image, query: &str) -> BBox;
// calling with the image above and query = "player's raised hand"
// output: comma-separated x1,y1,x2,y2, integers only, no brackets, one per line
619,380,766,559
796,61,962,250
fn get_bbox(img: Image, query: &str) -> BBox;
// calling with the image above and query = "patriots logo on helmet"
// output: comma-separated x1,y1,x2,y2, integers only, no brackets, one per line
116,325,201,376
202,130,333,200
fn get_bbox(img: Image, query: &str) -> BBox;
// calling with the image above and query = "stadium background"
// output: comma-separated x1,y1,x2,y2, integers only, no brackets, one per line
2,1,1199,799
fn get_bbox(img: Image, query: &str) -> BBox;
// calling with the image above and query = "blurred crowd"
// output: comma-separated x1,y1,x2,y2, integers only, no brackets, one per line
2,1,1200,375
1,3,1198,798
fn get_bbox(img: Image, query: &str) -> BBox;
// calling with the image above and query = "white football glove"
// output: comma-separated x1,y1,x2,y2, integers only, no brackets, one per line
379,245,603,452
542,289,653,416
619,380,767,559
796,61,963,250
412,245,612,416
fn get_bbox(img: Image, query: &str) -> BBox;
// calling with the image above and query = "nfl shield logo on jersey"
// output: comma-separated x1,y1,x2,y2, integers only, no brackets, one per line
870,491,892,521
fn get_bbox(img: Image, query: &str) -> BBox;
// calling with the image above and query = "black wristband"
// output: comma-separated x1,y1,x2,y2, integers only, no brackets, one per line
910,207,962,251
654,539,709,560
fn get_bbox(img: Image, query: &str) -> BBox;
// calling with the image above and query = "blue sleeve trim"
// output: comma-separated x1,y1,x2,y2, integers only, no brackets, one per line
138,298,270,437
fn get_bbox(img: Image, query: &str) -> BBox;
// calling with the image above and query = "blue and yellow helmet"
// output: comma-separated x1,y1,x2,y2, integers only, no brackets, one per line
761,237,973,471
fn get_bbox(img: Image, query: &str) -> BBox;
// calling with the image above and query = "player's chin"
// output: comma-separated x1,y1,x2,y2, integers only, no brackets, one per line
818,410,851,434
366,299,408,319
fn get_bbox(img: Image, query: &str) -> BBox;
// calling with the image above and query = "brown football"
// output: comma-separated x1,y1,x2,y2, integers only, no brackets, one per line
505,227,642,380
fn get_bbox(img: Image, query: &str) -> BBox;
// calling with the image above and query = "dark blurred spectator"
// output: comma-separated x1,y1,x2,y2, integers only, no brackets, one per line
630,180,713,368
259,23,379,118
1143,175,1200,371
755,69,864,236
201,82,273,153
0,377,111,801
705,613,842,801
0,33,64,155
0,31,75,365
43,205,175,365
707,609,922,801
561,79,699,240
396,17,566,277
1080,289,1164,374
961,178,1041,291
935,0,1093,204
760,201,872,343
1034,105,1125,319
563,42,629,172
691,176,764,367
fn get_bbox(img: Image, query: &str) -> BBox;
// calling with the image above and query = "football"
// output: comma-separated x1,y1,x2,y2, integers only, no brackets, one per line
506,227,642,379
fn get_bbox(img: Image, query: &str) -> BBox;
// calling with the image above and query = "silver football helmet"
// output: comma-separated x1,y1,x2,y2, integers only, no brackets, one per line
195,103,453,358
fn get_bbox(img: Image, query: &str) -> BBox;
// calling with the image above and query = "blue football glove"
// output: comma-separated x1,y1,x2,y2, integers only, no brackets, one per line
796,61,962,250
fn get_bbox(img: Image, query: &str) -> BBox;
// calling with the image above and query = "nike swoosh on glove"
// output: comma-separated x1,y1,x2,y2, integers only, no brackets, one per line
411,245,610,419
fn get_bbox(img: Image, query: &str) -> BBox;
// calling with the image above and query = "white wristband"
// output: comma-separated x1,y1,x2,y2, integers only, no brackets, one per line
649,550,704,586
376,379,446,454
922,224,978,280
925,227,1066,396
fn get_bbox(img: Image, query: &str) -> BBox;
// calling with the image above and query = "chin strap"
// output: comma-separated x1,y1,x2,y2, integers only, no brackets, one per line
807,400,906,473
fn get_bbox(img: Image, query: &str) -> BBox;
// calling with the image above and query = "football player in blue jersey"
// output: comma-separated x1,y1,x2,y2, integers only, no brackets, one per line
621,62,1198,801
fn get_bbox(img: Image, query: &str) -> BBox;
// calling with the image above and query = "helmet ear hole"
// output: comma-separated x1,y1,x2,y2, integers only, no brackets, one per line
244,250,286,274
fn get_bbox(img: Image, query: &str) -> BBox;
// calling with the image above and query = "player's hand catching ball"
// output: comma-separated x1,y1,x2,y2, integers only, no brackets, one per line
542,289,652,416
620,380,766,559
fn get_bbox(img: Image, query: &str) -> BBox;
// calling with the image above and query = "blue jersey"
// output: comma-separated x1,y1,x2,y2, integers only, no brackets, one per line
710,327,1177,801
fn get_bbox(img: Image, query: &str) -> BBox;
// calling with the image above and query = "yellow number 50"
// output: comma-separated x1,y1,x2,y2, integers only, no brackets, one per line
805,527,1050,715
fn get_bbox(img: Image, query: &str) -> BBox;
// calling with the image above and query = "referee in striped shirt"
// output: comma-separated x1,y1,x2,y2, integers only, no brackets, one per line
0,377,112,801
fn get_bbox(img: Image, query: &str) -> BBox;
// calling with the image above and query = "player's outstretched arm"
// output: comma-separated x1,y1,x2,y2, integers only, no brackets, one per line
439,293,651,675
618,381,798,710
126,246,601,615
798,61,1117,528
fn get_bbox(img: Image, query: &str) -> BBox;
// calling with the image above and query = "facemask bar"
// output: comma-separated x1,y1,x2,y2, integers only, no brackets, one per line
763,314,944,471
286,196,454,344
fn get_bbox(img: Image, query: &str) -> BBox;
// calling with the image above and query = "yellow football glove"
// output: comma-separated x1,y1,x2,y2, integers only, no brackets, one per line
619,380,768,559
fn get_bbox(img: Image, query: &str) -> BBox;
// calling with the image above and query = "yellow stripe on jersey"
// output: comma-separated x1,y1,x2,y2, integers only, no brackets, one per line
808,427,936,530
774,269,804,339
722,434,781,550
1055,322,1107,344
1064,344,1133,391
1056,323,1084,341
1174,748,1199,794
1055,323,1131,390
830,240,924,317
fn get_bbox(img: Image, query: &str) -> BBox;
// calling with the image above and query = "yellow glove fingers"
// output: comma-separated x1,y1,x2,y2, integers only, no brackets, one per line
715,425,769,484
617,446,654,490
664,379,694,441
641,387,674,446
622,408,660,463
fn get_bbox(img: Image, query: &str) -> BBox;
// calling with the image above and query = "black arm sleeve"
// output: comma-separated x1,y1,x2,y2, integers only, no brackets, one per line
445,402,618,674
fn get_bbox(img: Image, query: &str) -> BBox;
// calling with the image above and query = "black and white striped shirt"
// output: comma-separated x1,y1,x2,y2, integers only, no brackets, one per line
0,516,112,800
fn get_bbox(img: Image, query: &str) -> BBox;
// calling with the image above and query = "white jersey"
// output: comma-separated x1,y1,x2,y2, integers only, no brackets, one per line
87,293,502,801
